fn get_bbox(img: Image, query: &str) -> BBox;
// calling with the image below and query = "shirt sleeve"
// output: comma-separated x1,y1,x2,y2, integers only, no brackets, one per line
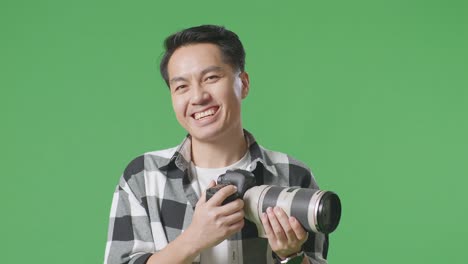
303,233,329,264
290,162,329,264
104,177,155,264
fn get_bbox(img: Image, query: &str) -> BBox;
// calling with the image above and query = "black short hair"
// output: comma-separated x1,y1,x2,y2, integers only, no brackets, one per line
159,25,246,87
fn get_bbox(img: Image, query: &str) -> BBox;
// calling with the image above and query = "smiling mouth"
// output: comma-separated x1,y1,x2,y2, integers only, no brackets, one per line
193,107,219,120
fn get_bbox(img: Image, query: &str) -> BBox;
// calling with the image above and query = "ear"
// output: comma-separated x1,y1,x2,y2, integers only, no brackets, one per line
239,71,250,99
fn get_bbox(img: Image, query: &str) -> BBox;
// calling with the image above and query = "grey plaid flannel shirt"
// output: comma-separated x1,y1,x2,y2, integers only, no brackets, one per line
104,130,329,264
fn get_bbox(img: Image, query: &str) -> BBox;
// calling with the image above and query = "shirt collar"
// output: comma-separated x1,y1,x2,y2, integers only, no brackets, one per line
163,129,275,176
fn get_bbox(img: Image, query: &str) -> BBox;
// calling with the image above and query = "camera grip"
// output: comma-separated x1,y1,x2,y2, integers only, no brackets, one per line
205,184,241,205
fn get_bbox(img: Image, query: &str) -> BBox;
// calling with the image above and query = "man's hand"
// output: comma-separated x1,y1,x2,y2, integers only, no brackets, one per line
185,181,245,253
261,206,309,259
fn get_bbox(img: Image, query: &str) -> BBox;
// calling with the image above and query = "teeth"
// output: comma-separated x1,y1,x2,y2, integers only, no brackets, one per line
194,108,216,120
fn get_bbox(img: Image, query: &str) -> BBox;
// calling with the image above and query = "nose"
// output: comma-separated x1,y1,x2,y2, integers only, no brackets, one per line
190,85,211,105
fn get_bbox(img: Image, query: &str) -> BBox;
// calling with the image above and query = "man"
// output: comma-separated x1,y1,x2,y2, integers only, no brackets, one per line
105,25,328,264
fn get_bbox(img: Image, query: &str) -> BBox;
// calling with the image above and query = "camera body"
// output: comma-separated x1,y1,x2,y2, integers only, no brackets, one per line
206,169,256,205
206,169,342,237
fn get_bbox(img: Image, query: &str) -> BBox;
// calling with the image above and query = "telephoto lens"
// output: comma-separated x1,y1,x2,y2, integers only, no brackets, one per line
205,169,342,237
243,186,341,237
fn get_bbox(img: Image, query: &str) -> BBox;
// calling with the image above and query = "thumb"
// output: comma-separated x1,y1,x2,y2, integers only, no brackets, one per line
207,180,216,188
198,180,217,205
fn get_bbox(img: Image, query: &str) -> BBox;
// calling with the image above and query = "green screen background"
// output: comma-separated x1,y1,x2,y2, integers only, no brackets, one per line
2,0,467,263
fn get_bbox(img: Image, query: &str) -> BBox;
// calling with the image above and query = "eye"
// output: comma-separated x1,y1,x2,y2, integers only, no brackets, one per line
174,84,187,91
205,75,220,82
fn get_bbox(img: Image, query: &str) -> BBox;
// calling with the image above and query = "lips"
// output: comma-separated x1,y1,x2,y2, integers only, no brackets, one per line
191,106,219,120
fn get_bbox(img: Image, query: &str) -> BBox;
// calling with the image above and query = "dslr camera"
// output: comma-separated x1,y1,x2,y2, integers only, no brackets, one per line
206,169,342,237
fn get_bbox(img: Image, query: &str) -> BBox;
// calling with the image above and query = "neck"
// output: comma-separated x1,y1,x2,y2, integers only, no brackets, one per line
191,128,247,168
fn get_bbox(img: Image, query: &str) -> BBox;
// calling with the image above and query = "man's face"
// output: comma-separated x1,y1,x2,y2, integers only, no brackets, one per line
167,43,249,143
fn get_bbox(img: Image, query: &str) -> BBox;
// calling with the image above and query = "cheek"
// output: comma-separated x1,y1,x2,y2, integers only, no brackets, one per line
225,89,242,107
172,97,187,118
233,78,244,98
217,82,242,104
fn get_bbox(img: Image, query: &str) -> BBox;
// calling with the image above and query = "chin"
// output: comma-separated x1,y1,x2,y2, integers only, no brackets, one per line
189,127,227,143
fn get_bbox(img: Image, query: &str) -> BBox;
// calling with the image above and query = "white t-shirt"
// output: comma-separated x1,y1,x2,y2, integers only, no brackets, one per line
190,151,251,264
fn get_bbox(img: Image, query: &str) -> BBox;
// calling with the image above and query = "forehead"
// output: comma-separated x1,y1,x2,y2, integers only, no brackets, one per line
167,43,232,80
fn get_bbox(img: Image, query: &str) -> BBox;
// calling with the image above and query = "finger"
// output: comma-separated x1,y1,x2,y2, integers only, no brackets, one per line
273,207,296,241
223,210,245,225
198,191,207,206
220,199,244,215
227,218,245,234
261,211,274,238
207,180,216,188
289,216,308,242
266,207,287,241
198,180,217,205
207,185,238,206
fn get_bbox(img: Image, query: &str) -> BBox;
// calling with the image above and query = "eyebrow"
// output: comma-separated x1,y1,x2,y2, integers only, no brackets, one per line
169,66,224,84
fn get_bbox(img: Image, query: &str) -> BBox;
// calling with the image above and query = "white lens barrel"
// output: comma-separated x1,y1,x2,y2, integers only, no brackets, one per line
243,185,326,236
243,185,270,237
